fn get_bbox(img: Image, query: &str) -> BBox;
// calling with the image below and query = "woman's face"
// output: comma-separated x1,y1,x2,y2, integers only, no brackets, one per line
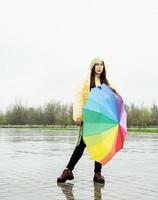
94,61,104,76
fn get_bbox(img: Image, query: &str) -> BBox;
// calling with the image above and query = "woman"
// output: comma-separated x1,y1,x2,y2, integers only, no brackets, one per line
57,57,116,184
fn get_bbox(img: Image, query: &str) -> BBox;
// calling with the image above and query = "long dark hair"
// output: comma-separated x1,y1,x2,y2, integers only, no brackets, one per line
90,61,117,93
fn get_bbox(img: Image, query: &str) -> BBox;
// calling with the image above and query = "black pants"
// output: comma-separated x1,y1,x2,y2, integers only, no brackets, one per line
66,137,102,172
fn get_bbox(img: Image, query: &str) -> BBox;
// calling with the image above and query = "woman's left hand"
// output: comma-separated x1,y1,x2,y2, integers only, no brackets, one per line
75,119,83,127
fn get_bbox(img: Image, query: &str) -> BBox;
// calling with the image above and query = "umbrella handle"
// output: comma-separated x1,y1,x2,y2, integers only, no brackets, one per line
79,121,83,132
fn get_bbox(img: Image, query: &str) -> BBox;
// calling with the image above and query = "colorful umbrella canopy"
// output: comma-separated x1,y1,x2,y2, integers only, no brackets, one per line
83,83,127,165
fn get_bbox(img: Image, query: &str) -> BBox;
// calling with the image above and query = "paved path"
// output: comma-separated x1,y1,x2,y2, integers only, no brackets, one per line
0,128,158,200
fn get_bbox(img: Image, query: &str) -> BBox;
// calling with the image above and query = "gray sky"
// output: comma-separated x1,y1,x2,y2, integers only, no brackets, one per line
0,0,158,112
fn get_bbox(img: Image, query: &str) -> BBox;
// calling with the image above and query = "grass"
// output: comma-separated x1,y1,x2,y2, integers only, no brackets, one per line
1,125,158,133
128,128,158,133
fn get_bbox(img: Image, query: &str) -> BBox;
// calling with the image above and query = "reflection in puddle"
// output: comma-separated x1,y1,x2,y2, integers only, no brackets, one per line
57,182,105,200
93,182,105,200
57,182,75,200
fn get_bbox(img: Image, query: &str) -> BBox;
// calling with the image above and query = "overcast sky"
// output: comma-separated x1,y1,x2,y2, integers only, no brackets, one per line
0,0,158,112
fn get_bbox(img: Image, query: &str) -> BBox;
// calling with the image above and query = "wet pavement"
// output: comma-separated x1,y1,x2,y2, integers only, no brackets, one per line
0,128,158,200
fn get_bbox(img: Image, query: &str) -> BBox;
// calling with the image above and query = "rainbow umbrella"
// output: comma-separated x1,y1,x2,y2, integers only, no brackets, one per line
83,83,127,165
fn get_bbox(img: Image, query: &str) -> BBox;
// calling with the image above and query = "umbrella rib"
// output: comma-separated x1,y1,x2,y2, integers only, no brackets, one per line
96,87,119,122
96,84,119,113
87,96,118,122
83,108,118,124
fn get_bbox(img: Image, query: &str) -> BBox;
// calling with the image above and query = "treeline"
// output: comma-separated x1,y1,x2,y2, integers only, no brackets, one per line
126,103,158,127
0,101,158,127
0,101,74,126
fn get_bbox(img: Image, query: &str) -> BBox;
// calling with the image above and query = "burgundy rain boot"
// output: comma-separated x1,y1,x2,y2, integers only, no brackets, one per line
93,172,105,184
57,169,74,183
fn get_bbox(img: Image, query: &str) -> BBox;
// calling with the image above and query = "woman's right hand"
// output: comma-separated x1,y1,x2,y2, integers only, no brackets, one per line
75,119,83,127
